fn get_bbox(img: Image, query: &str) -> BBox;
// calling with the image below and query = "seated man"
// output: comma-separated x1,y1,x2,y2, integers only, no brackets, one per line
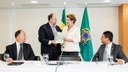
3,30,35,62
92,31,127,64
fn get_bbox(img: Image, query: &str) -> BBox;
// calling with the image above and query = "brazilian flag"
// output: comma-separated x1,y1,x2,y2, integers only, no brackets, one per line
79,8,93,61
60,8,66,30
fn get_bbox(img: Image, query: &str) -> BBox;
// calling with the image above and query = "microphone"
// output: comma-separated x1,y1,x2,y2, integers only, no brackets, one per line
55,43,65,72
95,57,99,64
57,51,64,65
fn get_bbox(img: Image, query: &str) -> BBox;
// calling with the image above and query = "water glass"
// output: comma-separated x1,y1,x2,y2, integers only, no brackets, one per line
43,54,49,63
108,55,114,65
3,53,10,61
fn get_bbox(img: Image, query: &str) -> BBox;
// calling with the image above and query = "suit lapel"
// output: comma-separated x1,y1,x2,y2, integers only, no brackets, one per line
101,44,106,60
23,43,26,59
47,23,54,38
111,43,115,56
13,43,17,59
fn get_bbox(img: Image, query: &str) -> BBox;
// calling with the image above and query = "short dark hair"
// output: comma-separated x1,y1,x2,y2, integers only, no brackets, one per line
67,14,76,24
103,31,113,42
15,30,21,38
48,13,54,21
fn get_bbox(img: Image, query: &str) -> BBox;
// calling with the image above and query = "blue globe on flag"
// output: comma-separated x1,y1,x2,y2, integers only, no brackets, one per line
81,28,91,45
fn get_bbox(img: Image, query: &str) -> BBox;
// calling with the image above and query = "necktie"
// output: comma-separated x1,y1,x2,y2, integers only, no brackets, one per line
18,43,23,60
103,46,108,61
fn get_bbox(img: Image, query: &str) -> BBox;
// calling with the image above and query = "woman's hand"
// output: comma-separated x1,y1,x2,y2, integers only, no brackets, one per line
64,36,73,42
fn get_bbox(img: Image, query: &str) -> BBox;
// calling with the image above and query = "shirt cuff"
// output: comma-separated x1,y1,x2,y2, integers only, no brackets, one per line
48,40,51,45
122,60,125,64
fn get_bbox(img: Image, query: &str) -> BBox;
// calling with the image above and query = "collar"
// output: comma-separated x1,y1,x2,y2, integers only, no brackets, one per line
106,42,112,48
16,41,23,46
67,25,75,32
49,22,56,28
16,41,20,46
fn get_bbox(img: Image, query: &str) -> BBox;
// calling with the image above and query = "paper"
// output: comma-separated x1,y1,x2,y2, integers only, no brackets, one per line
55,32,64,43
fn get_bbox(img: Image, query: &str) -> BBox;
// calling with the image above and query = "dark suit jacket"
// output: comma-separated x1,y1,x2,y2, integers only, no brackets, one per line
4,43,35,60
92,43,127,63
38,22,62,60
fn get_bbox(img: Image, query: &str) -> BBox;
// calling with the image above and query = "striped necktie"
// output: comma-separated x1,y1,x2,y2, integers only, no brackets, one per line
18,43,23,60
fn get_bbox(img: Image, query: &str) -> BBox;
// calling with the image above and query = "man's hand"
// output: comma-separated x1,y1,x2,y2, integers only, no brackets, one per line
51,40,56,45
64,36,68,41
6,58,13,63
116,59,123,64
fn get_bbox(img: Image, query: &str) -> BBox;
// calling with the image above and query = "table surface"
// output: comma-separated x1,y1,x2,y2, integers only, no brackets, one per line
0,61,128,72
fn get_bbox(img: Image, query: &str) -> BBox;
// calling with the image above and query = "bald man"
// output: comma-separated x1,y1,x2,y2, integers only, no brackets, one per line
4,30,35,62
38,13,62,60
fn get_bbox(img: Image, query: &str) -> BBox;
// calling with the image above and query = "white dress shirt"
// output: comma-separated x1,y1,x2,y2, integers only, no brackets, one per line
62,25,80,52
103,42,112,61
49,23,57,37
48,23,57,45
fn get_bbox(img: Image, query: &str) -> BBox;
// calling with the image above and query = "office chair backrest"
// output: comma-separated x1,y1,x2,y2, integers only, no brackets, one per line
60,55,81,61
59,52,81,61
0,53,3,60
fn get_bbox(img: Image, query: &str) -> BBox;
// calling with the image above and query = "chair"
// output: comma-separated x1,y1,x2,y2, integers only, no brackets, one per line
60,55,81,61
0,53,3,60
59,52,81,61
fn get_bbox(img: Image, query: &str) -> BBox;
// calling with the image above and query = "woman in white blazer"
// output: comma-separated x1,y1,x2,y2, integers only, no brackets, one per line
62,14,81,59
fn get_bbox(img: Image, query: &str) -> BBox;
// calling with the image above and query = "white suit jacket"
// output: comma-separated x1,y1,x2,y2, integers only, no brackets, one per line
62,25,80,52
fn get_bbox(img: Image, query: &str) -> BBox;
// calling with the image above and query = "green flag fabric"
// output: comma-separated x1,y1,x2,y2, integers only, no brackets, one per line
60,8,66,30
79,8,93,61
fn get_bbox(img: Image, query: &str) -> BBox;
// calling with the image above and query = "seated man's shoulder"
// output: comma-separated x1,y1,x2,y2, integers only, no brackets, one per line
113,43,122,49
24,43,31,46
23,43,33,49
100,44,106,47
6,43,15,48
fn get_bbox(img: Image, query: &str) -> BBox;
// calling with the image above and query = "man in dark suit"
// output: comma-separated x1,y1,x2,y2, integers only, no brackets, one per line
92,31,127,64
38,13,62,60
4,30,35,62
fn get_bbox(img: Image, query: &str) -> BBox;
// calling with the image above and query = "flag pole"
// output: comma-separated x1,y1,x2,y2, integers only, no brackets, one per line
64,2,66,8
79,1,93,61
84,2,87,8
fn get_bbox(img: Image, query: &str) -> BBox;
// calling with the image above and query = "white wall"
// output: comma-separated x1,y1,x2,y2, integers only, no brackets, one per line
89,8,119,54
0,9,10,53
0,7,118,56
